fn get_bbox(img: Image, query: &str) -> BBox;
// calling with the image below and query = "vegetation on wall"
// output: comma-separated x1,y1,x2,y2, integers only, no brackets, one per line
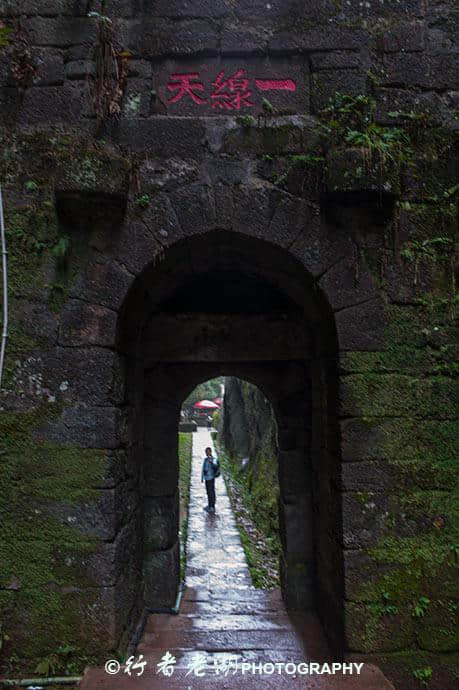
0,405,106,675
218,379,281,587
178,432,192,583
87,11,131,129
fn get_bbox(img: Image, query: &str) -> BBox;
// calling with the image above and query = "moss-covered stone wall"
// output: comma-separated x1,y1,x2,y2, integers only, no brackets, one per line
220,377,280,546
0,1,457,686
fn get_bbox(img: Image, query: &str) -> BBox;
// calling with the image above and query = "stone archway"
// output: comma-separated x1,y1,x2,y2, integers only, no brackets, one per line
113,229,349,655
48,175,386,660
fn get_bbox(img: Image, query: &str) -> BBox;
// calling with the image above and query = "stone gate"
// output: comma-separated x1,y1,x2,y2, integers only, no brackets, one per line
0,0,457,684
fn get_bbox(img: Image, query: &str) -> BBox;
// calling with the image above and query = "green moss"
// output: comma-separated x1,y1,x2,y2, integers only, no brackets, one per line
178,432,192,582
344,251,458,660
0,128,130,193
0,405,108,671
341,372,456,418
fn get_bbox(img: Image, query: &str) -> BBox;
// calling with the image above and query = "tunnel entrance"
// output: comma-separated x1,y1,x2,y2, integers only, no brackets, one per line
117,231,344,654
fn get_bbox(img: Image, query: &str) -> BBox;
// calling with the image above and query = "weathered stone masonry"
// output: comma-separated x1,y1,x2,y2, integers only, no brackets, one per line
0,0,457,684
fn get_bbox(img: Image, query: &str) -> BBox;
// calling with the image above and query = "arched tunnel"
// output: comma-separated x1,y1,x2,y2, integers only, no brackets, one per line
116,230,344,654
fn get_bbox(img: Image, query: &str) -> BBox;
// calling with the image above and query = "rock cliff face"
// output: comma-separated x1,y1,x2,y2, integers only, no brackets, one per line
220,377,280,551
221,378,276,459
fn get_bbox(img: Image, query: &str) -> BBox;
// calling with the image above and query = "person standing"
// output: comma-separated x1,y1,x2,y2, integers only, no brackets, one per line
201,446,219,513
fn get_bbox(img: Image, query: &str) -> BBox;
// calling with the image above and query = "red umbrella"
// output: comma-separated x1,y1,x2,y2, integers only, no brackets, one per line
194,399,219,409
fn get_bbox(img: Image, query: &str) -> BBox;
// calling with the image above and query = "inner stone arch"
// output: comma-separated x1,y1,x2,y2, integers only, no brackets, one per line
116,230,344,654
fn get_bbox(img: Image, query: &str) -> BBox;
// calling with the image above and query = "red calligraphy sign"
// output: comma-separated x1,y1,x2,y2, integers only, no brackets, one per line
165,69,298,109
167,73,206,104
255,79,296,92
211,69,254,110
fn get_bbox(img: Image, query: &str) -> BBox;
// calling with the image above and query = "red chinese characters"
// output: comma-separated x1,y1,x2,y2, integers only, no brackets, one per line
211,69,254,110
167,73,206,105
166,69,296,108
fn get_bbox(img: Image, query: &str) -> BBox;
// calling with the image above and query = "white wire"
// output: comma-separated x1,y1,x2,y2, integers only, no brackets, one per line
0,185,8,389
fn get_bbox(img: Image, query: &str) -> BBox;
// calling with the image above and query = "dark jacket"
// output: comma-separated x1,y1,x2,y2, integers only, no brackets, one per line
201,455,219,482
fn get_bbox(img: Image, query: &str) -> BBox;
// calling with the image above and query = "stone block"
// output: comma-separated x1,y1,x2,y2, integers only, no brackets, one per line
335,298,386,351
269,25,369,53
18,82,91,124
427,23,458,55
200,158,251,185
325,147,401,196
144,494,179,552
268,193,320,249
343,549,396,602
113,116,207,158
150,0,229,18
139,18,218,58
168,183,216,236
46,484,137,542
341,461,392,493
69,257,133,311
375,88,445,126
55,153,130,197
104,0,139,18
319,256,379,312
381,53,458,89
345,601,415,653
32,48,64,85
338,0,426,20
21,1,74,14
310,50,366,71
222,115,317,156
65,59,95,80
95,564,141,647
43,404,122,449
0,87,21,121
311,69,368,113
59,300,117,347
416,600,459,652
279,555,315,611
128,59,152,79
84,519,140,587
340,418,385,463
220,24,270,55
279,495,314,561
382,260,437,304
143,540,180,609
342,492,390,549
338,373,456,418
376,20,426,52
47,347,125,406
13,300,59,350
103,218,163,276
142,449,179,497
94,449,130,489
24,16,97,47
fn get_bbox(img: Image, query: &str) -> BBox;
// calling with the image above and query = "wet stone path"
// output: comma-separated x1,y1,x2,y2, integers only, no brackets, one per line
80,429,393,689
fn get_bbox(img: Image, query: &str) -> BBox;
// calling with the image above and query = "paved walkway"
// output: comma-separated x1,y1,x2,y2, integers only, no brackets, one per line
80,429,393,689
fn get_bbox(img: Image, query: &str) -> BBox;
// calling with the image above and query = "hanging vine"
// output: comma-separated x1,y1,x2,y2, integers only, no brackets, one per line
87,12,130,128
